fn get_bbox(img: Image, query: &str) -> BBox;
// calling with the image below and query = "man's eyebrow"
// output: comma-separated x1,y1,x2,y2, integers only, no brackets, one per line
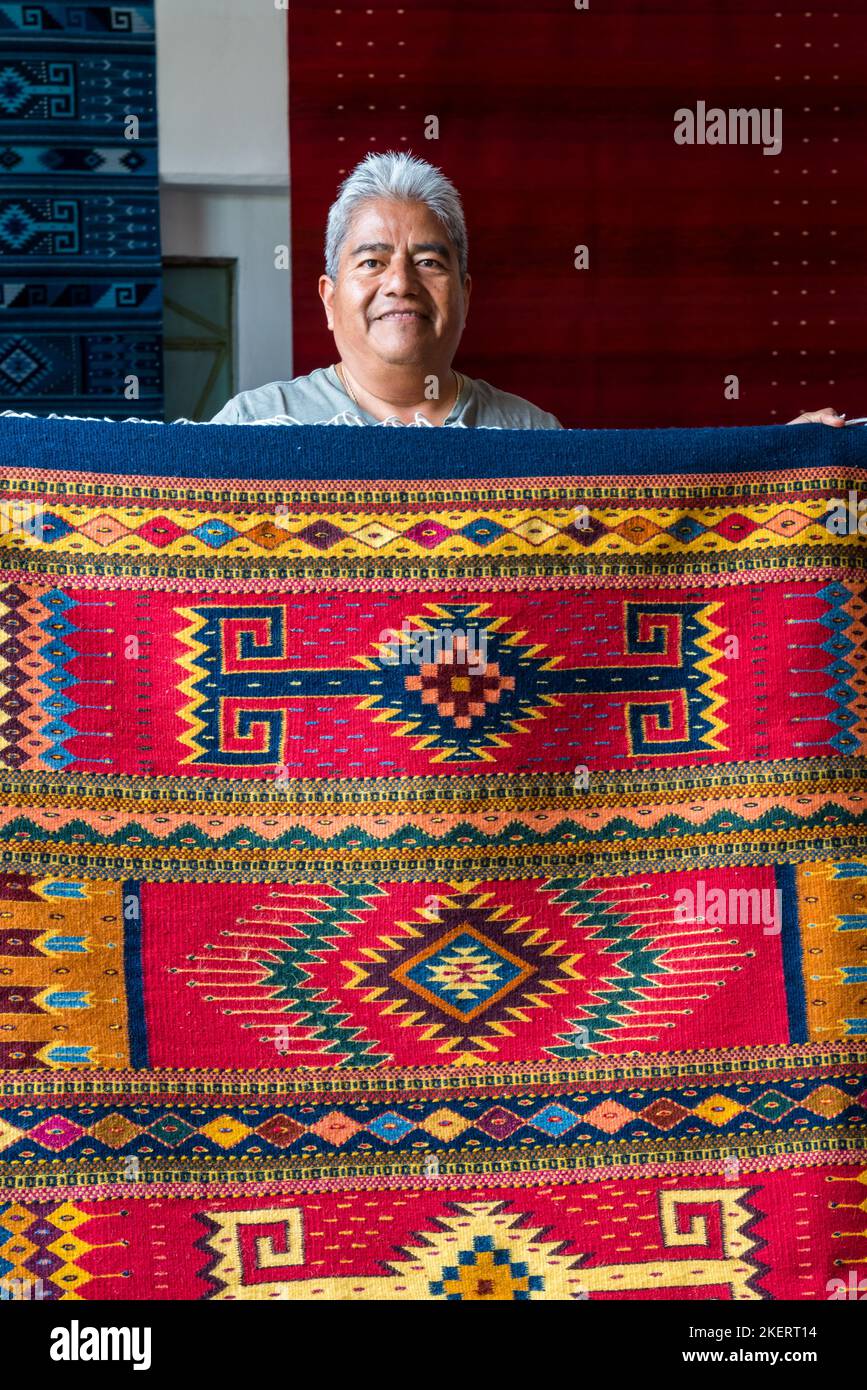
349,242,393,257
348,241,452,260
411,242,451,259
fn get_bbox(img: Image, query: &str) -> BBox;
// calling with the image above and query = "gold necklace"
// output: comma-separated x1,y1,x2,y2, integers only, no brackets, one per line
337,364,462,416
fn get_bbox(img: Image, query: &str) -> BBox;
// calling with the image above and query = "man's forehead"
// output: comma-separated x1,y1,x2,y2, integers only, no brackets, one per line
344,200,455,256
347,237,453,260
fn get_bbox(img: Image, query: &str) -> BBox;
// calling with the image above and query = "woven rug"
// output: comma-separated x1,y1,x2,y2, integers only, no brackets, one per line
0,415,865,1301
0,2,163,418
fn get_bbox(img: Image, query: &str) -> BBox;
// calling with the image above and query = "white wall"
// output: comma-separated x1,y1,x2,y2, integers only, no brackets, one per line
155,0,293,394
159,189,293,396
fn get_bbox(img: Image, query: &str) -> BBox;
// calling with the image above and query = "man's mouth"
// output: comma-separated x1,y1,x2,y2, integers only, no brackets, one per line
376,310,428,321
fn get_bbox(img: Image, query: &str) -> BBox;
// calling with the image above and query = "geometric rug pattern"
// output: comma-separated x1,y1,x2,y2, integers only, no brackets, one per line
0,415,864,1298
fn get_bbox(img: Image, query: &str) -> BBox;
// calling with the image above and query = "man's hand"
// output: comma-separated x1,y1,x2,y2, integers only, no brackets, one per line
787,406,845,427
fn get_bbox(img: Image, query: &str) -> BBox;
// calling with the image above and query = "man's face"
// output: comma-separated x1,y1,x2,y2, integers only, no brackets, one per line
319,197,471,372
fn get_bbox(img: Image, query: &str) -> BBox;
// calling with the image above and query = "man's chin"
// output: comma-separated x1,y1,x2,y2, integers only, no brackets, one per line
368,333,434,366
370,320,433,349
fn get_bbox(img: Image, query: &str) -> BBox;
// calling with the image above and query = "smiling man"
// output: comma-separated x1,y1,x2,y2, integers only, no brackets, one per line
211,151,843,431
211,152,559,428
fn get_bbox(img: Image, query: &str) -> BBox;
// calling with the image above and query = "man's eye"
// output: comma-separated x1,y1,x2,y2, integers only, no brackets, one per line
417,259,443,269
361,259,381,269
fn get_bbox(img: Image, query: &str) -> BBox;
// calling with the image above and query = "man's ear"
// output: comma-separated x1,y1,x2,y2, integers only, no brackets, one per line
463,274,472,320
319,275,335,331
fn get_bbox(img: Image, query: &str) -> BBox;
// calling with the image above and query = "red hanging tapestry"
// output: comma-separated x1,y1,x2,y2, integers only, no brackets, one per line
288,0,865,427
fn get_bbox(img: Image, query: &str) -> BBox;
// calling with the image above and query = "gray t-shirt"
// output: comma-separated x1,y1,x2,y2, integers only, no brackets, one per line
209,365,562,429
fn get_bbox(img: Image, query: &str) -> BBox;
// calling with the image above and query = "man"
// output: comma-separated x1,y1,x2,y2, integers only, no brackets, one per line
211,151,843,431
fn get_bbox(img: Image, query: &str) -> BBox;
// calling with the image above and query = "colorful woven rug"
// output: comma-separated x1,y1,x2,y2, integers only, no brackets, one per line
0,3,163,418
0,416,865,1301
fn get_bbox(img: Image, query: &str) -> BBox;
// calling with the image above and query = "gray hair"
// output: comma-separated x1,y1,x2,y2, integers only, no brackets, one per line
324,151,468,281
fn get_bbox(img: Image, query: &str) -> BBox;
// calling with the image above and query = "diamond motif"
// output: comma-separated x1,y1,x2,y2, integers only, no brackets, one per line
747,1089,795,1122
392,925,534,1021
339,882,675,1064
404,649,516,732
640,1097,691,1130
419,1108,471,1140
49,1261,92,1294
711,512,759,543
582,1101,634,1134
401,520,453,549
693,1094,744,1126
147,1113,196,1147
0,337,48,389
135,516,186,549
120,149,147,172
0,74,29,117
459,518,506,546
0,636,26,663
191,519,238,549
352,522,400,549
0,1234,36,1265
77,514,130,547
474,1106,521,1140
0,609,27,635
0,1202,35,1236
36,512,72,544
761,507,814,537
563,515,606,546
531,1104,579,1138
42,1202,86,1233
430,1237,545,1301
200,1115,252,1149
26,1116,84,1151
614,514,661,545
244,520,289,551
666,516,706,542
26,1246,64,1281
0,689,25,715
511,517,557,545
358,603,568,762
366,1111,414,1144
89,1114,143,1149
45,1233,91,1266
295,520,345,550
800,1085,852,1119
307,1111,361,1146
255,1114,306,1147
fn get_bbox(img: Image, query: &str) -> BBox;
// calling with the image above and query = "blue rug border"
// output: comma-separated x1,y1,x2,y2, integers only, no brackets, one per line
1,417,865,482
776,862,808,1045
122,879,149,1069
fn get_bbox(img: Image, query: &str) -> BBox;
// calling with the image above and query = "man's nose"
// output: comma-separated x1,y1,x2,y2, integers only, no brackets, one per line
381,254,421,295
